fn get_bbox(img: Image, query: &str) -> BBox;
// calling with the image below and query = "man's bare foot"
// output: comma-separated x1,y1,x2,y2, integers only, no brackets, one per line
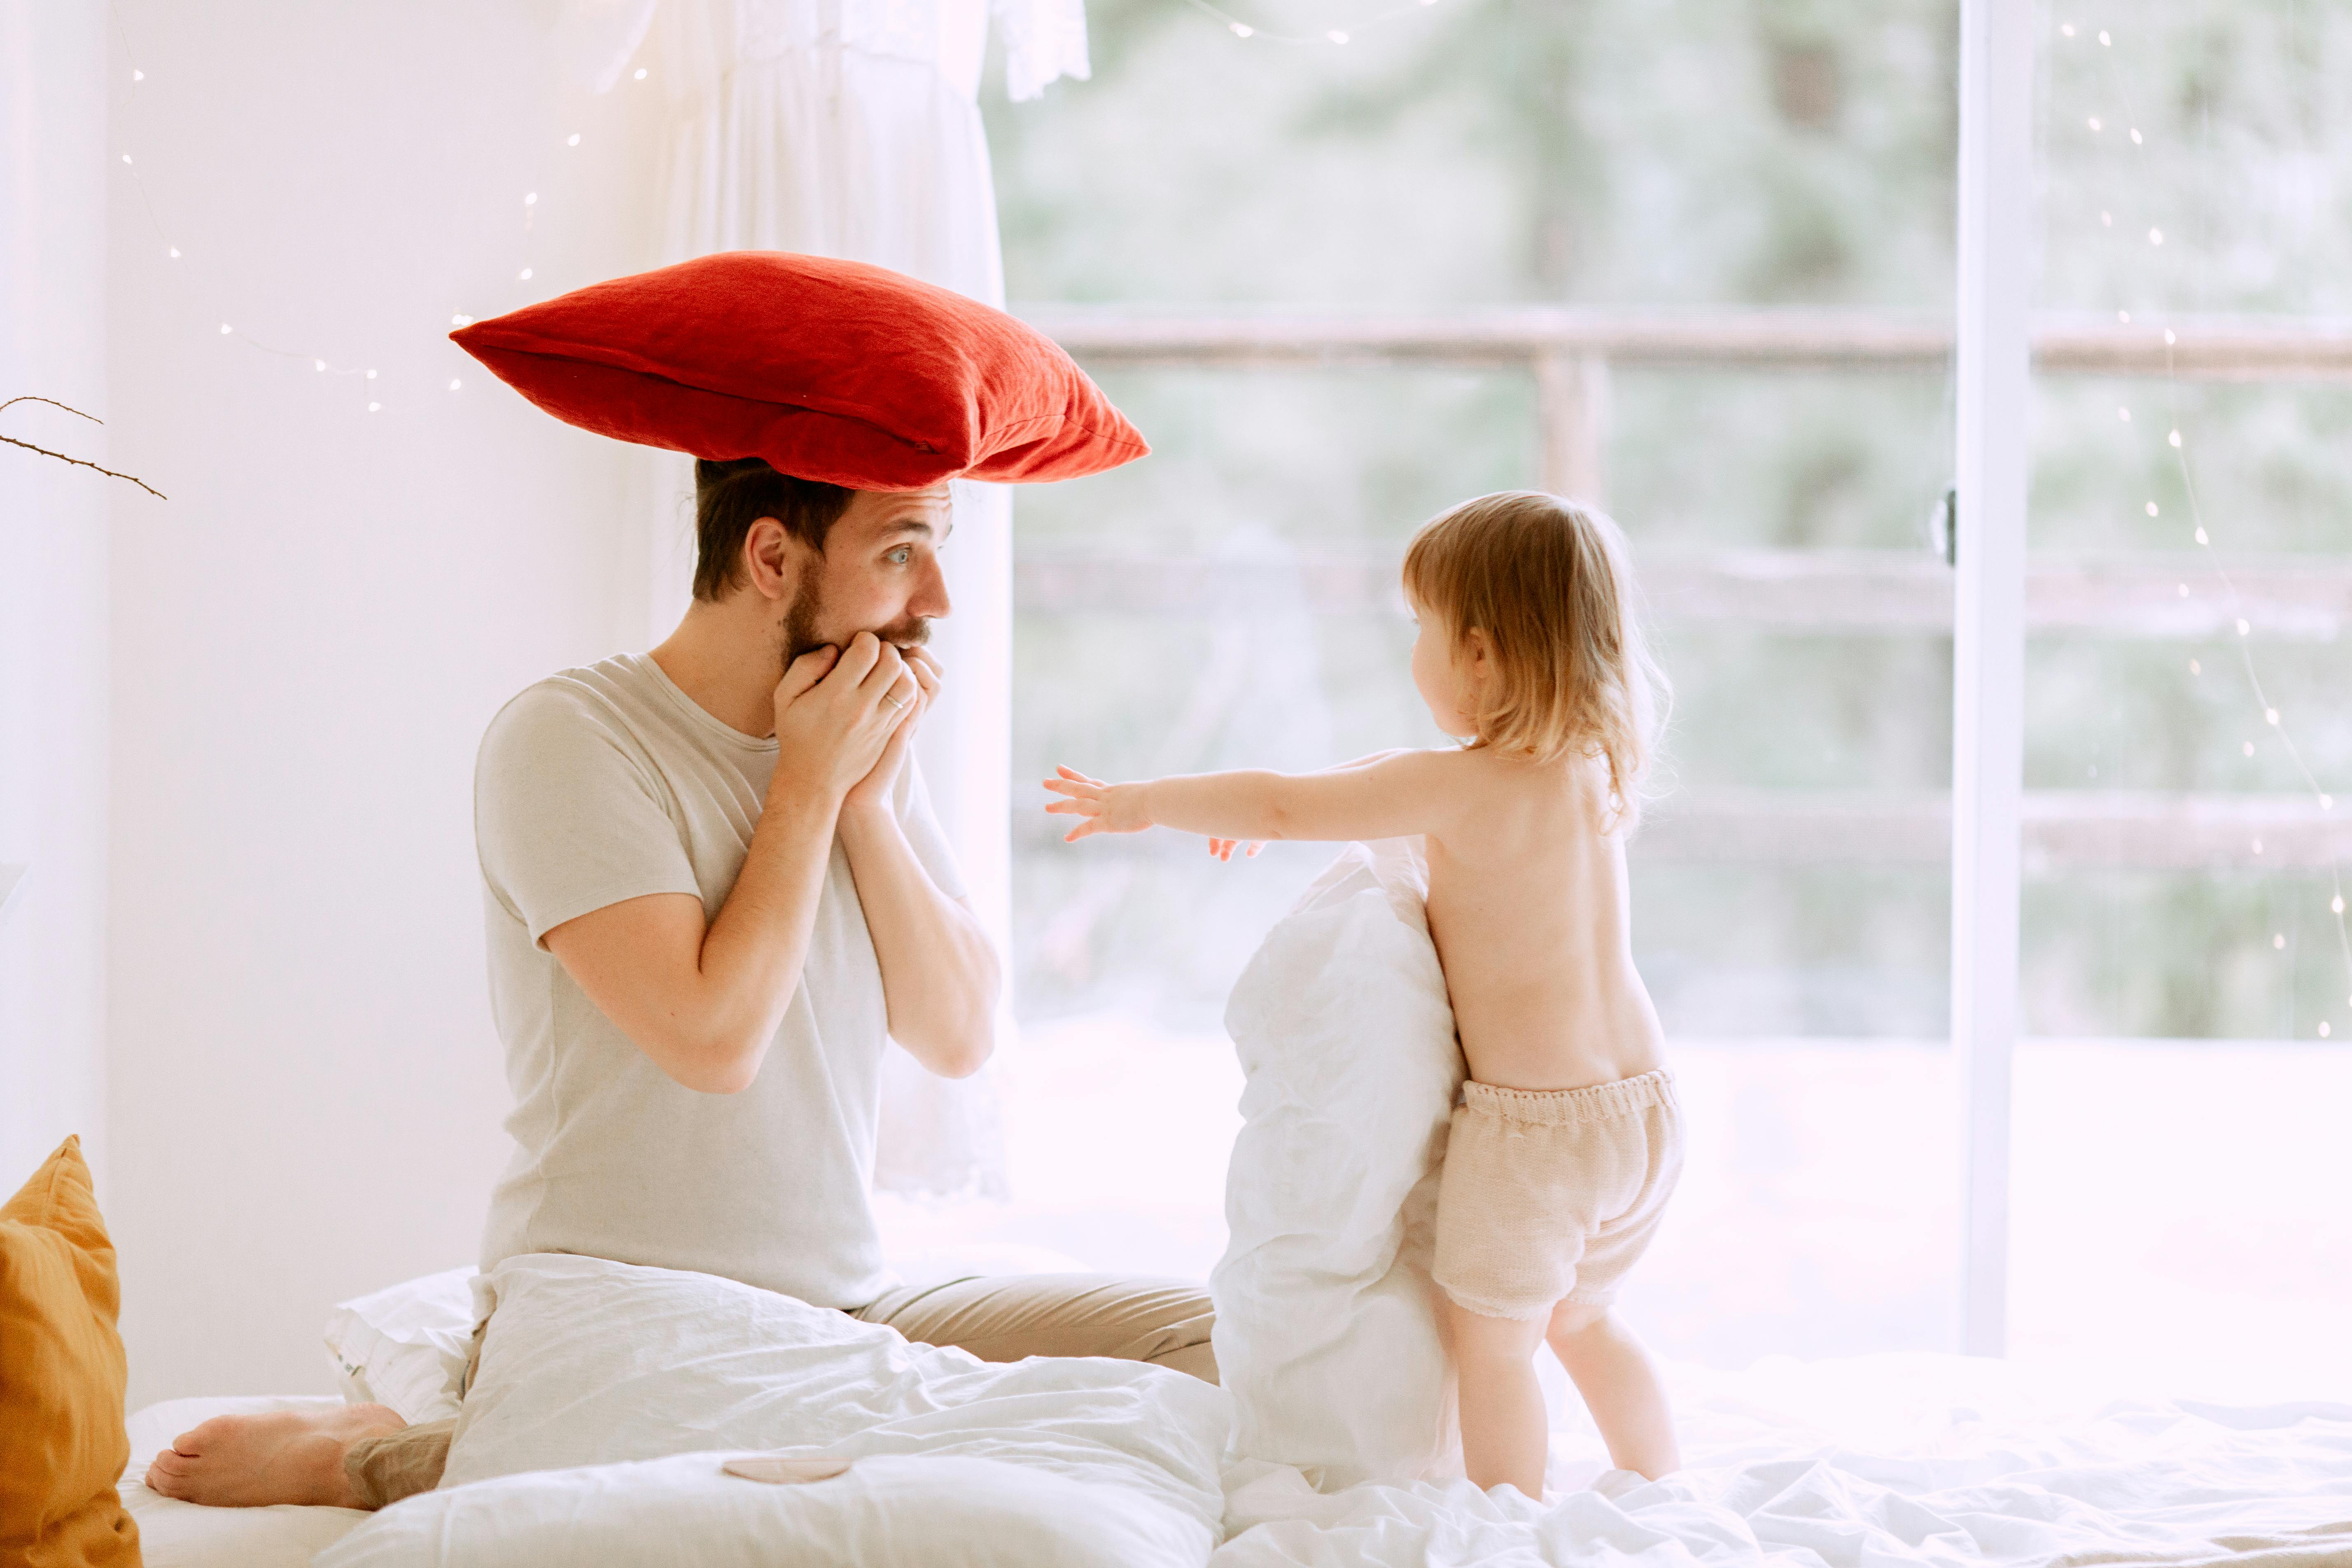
143,1404,407,1508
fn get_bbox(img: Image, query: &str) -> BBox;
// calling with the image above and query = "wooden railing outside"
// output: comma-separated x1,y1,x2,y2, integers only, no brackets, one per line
1014,306,2352,872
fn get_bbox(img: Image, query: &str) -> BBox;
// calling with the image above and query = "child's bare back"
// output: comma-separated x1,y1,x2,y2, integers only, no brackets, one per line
1421,745,1665,1094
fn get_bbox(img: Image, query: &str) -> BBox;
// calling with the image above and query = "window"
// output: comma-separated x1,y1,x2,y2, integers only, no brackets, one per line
937,0,2350,1388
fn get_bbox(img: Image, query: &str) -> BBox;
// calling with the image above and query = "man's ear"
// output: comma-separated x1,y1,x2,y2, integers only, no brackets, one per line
742,517,800,603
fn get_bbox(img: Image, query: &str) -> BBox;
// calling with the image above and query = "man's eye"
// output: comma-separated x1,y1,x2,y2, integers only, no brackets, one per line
888,548,912,565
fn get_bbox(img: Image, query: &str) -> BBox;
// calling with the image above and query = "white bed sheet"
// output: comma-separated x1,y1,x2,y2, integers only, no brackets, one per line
1222,1353,2352,1568
121,1355,2352,1568
122,1396,367,1568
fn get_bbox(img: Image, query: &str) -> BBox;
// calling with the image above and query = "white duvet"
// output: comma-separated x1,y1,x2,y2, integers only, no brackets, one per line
296,1254,2352,1568
316,1252,1228,1568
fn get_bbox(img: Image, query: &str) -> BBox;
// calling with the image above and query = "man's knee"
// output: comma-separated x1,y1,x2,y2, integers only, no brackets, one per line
345,1416,456,1510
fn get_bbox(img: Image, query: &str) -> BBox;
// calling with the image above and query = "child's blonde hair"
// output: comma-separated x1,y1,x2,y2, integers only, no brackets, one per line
1401,490,1668,825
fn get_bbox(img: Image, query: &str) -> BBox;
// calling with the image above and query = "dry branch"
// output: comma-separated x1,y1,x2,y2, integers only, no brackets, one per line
0,397,166,500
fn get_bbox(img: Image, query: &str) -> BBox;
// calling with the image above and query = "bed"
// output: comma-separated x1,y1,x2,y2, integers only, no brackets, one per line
122,1263,2352,1568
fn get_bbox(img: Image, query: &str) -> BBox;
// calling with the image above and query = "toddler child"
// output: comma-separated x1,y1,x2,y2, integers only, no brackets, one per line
1044,490,1681,1496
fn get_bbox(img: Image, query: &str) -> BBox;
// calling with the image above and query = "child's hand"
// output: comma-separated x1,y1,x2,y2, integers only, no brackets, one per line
1207,838,1265,862
1043,765,1154,841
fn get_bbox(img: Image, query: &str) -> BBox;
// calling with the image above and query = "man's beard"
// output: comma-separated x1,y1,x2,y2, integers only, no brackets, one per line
780,576,932,672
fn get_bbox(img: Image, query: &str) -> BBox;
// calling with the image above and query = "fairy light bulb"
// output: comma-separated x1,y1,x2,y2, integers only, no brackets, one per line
2098,28,2111,44
121,153,132,165
2163,328,2177,344
1327,29,1349,42
2195,527,2209,545
314,359,327,371
2188,659,2200,674
2118,309,2130,322
525,192,537,206
2087,117,2102,131
2244,742,2256,756
2273,933,2285,949
2129,128,2143,145
218,322,231,335
367,401,381,413
451,314,474,327
1230,21,1252,35
566,133,581,147
2118,406,2131,421
132,68,144,81
366,368,378,380
2149,228,2163,245
2145,502,2158,516
2177,583,2188,598
2235,618,2249,635
2100,211,2112,226
167,247,180,259
448,378,463,391
518,267,534,280
2334,896,2345,915
2254,840,2265,856
2266,708,2280,726
2324,1022,2333,1038
634,66,648,79
2169,429,2182,447
2060,21,2076,35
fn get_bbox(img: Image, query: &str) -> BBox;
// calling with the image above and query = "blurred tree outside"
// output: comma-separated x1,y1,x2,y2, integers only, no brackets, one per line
981,0,2352,1043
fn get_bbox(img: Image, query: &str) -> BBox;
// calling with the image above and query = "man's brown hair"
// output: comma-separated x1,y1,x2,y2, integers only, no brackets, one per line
692,457,854,602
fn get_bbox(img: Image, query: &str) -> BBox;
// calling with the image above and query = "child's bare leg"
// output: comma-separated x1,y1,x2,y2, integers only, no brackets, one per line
1440,1294,1552,1497
1545,1300,1679,1479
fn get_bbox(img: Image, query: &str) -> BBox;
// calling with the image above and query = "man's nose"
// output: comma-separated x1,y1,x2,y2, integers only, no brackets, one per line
913,557,952,620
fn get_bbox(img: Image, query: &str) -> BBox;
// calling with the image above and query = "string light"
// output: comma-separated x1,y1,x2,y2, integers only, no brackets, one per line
106,12,604,424
2073,22,2352,1033
1180,0,1450,48
633,67,648,80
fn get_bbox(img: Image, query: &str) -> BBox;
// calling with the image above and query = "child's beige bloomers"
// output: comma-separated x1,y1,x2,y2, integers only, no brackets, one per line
1431,1070,1682,1321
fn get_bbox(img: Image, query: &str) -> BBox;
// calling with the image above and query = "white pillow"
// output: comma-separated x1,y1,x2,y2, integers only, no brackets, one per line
321,1266,479,1423
316,1252,1228,1568
1212,838,1465,1489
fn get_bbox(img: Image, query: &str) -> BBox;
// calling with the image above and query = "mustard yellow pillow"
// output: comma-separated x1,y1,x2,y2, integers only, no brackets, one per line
0,1135,140,1567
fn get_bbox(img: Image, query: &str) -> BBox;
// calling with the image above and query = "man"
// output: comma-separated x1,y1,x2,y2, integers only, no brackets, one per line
145,457,1216,1511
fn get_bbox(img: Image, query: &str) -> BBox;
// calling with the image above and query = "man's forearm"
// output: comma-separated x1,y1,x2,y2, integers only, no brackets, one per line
838,805,999,1077
689,792,841,1080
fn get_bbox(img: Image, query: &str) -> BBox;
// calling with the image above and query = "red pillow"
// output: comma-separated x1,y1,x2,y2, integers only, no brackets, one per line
451,252,1147,490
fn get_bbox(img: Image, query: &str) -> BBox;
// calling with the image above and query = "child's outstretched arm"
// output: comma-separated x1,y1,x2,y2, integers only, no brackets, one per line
1043,750,1459,846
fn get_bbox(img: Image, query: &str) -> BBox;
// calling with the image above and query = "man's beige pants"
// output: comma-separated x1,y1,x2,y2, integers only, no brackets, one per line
345,1272,1218,1510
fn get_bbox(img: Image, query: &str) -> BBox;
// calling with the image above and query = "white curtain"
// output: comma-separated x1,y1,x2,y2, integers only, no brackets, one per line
567,0,1088,1198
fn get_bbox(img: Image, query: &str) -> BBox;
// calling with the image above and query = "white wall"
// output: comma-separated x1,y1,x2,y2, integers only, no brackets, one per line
0,4,111,1197
103,1,665,1405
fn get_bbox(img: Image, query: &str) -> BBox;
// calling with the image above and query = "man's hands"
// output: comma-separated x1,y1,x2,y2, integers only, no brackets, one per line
769,633,923,810
844,644,940,819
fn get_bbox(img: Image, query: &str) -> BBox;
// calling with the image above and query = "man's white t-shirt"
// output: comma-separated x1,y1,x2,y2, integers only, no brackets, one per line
472,651,965,1309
